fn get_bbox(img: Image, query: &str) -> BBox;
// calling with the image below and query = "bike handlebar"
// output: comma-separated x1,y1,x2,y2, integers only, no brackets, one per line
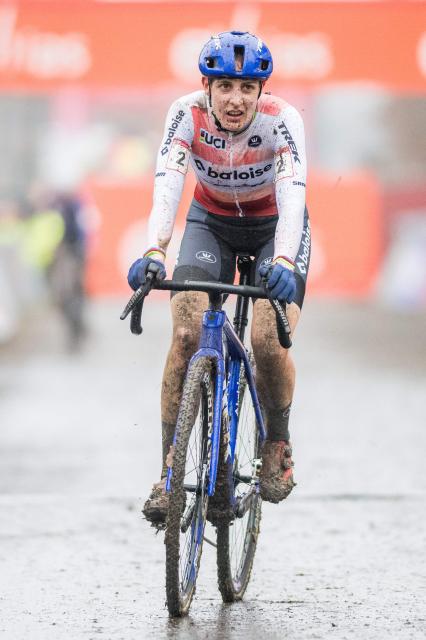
120,275,292,348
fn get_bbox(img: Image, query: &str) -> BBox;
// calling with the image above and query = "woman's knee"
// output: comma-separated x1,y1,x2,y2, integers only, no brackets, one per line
173,324,200,357
170,292,206,358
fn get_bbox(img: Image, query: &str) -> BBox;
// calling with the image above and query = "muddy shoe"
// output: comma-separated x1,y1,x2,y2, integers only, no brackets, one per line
259,440,296,503
142,478,169,526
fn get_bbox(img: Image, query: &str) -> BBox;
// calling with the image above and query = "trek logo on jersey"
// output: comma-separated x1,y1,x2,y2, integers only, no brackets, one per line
194,158,272,180
277,122,301,164
200,129,226,149
196,250,217,264
160,109,185,155
296,220,311,274
248,135,262,148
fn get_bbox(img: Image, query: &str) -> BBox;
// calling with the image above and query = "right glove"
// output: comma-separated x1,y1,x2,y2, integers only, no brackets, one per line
259,257,296,304
127,248,166,291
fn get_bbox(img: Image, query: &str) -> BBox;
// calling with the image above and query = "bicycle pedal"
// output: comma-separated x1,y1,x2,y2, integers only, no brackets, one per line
143,516,166,532
253,457,262,477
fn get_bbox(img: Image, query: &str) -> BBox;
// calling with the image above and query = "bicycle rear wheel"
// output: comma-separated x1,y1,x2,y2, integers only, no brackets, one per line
217,359,262,601
165,356,214,616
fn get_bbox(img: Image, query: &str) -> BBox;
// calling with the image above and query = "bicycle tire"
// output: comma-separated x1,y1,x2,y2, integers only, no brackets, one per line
216,358,262,602
165,356,214,616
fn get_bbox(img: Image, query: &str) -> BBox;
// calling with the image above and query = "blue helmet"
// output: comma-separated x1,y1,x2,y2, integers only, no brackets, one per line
198,31,273,80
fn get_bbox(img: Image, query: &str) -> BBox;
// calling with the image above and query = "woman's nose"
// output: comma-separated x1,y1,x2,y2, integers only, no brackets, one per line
228,88,244,105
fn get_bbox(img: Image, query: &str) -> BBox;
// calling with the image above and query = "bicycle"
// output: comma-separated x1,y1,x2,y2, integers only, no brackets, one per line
121,254,292,617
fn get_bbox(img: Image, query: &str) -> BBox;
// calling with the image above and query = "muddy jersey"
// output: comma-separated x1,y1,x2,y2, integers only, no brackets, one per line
147,90,306,262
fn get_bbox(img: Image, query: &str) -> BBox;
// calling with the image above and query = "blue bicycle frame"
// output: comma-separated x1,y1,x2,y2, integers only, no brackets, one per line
166,306,266,497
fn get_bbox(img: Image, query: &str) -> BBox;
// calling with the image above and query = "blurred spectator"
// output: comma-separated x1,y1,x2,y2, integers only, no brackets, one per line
24,185,88,350
0,200,26,343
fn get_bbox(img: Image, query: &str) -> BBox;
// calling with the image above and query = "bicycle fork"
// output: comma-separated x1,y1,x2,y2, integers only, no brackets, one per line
166,307,266,498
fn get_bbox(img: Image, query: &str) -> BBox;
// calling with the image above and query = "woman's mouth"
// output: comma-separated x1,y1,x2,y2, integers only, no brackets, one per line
226,110,244,119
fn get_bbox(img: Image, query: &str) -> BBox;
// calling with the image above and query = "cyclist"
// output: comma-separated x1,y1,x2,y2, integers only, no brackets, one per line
128,31,311,524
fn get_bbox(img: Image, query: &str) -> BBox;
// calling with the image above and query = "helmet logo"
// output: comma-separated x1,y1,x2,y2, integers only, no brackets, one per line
212,35,221,50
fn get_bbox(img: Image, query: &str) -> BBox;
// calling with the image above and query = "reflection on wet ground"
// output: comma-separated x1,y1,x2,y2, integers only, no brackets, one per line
0,299,425,638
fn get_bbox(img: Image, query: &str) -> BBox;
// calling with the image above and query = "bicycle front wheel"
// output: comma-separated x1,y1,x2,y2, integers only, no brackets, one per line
165,356,214,617
217,360,262,602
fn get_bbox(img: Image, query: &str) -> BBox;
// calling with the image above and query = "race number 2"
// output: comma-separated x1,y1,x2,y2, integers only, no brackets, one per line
274,146,294,181
166,139,190,174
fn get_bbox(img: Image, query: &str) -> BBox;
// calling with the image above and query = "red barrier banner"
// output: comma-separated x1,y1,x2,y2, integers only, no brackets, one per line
1,2,425,93
85,170,383,298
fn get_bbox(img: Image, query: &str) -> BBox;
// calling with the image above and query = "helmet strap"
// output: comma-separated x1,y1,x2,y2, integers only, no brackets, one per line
208,78,230,132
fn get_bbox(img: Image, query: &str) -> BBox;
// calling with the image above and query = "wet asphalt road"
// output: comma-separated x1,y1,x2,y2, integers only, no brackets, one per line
0,297,425,639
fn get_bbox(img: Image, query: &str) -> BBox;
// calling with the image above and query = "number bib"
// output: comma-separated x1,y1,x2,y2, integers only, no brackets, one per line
274,147,294,181
166,139,190,175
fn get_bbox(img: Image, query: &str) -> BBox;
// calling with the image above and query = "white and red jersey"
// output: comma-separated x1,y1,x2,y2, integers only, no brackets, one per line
147,90,306,262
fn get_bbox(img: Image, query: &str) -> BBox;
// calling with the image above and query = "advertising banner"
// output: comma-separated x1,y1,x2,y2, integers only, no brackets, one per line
1,2,425,93
85,171,383,297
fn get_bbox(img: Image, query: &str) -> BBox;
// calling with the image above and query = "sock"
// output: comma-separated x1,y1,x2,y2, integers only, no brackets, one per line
161,421,176,478
266,403,291,442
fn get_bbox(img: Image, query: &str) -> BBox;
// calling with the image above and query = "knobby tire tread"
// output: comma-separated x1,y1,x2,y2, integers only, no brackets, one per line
165,356,213,617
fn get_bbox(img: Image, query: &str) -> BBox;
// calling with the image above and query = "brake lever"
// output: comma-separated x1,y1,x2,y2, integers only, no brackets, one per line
130,298,144,335
120,270,157,334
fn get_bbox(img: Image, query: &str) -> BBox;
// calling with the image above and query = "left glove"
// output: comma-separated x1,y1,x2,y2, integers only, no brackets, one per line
259,257,296,304
127,248,166,291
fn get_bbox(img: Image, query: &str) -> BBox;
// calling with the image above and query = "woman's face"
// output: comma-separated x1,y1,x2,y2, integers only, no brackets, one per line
203,77,261,133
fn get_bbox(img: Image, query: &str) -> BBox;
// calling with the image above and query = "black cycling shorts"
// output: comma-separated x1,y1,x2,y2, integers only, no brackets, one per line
173,199,311,309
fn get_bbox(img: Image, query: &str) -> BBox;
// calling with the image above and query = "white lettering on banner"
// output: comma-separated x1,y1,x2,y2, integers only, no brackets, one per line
0,6,91,79
417,33,426,77
169,28,333,82
169,28,215,83
269,33,333,79
166,139,190,175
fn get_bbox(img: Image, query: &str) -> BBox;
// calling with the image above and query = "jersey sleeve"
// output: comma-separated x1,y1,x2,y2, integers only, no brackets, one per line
146,100,194,252
273,105,307,264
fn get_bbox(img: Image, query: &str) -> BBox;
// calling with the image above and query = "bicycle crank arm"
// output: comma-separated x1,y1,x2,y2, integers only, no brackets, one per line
182,483,198,492
180,502,196,534
235,485,257,518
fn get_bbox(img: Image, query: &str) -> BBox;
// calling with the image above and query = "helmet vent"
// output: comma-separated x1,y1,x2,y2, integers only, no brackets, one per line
260,60,269,71
234,45,245,71
205,57,216,68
